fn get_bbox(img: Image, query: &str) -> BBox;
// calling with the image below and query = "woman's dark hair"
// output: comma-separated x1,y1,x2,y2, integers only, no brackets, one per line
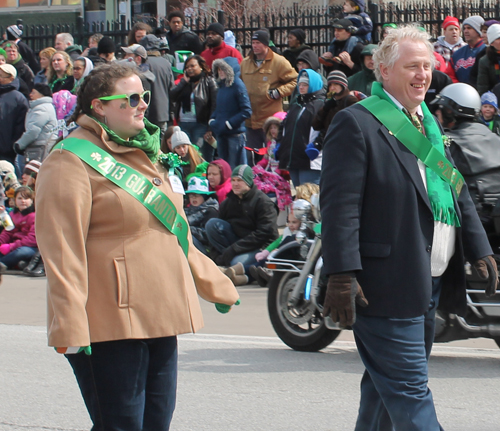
184,55,210,75
15,186,35,201
161,125,176,153
67,63,139,125
127,22,153,46
168,10,185,24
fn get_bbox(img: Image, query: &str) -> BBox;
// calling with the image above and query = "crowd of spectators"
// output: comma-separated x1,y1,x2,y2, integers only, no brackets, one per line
1,5,500,284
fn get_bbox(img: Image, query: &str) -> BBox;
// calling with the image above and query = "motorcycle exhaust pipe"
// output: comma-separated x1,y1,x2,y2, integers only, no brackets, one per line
456,316,500,336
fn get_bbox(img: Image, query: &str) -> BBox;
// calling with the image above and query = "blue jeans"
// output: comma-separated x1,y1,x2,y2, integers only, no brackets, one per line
0,246,37,268
205,218,259,268
178,121,214,162
217,133,247,170
289,169,321,187
353,278,444,431
66,336,178,431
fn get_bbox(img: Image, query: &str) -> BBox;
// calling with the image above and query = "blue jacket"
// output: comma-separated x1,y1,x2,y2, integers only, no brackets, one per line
210,57,252,136
451,40,486,84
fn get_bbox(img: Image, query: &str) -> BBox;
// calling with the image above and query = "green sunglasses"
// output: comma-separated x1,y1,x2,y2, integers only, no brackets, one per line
98,90,151,108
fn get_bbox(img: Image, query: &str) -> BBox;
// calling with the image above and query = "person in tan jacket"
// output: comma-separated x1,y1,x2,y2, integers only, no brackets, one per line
35,63,239,430
240,30,298,164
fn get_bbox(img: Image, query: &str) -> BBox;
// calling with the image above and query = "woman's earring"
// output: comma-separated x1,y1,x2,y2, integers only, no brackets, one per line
103,116,107,125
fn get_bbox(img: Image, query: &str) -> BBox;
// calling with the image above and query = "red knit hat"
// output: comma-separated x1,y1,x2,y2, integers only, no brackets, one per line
442,16,460,29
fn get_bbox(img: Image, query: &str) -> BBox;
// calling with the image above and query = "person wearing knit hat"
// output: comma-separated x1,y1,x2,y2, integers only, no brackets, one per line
283,29,312,71
205,162,279,278
477,24,500,94
201,22,242,70
348,44,377,96
480,91,500,135
434,16,466,67
22,160,42,188
327,70,348,91
448,15,485,84
251,30,269,47
97,37,116,62
169,126,205,181
171,126,192,155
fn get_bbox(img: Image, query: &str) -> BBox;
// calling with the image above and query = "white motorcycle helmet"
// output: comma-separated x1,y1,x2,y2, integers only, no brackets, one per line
430,83,481,119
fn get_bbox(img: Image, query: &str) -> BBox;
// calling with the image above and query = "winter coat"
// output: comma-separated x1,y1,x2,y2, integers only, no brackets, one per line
17,40,40,74
33,69,48,85
447,40,486,84
343,0,373,42
326,36,364,77
240,49,298,129
167,27,203,55
11,56,34,91
35,114,239,347
209,57,252,137
201,41,243,70
49,74,75,94
0,79,28,161
209,159,233,203
283,44,312,71
481,115,500,135
312,89,358,134
185,197,219,245
434,36,467,65
145,53,175,124
278,69,325,171
16,97,58,155
0,205,37,251
219,185,279,254
171,73,218,125
65,45,82,62
477,47,500,95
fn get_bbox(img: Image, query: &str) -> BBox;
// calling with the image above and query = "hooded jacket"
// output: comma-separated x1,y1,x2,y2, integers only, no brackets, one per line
167,26,203,54
220,185,279,254
201,41,242,70
278,69,325,171
343,0,373,41
326,36,364,77
65,45,83,61
209,159,233,203
0,205,37,251
16,96,58,151
347,44,377,96
283,44,312,71
0,79,28,161
209,57,252,137
240,49,298,129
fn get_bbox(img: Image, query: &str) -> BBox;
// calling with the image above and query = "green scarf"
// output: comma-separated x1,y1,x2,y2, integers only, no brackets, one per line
371,81,460,227
93,117,161,163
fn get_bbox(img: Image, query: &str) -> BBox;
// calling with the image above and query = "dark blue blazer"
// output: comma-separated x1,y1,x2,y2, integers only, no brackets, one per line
320,103,492,318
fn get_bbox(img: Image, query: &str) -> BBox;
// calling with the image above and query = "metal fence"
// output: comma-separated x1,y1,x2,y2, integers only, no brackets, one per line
7,1,500,56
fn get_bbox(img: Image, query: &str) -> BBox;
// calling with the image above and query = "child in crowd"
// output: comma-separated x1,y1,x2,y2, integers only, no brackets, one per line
248,212,302,286
170,126,205,180
207,159,232,203
0,186,37,271
480,91,500,135
258,112,287,175
21,160,41,189
342,0,373,43
184,175,219,254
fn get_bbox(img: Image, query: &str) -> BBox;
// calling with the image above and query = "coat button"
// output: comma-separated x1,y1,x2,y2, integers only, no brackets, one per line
426,245,432,253
152,177,162,186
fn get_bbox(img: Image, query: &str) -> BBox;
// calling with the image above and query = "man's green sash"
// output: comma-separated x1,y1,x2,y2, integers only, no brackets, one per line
53,138,189,256
359,96,465,196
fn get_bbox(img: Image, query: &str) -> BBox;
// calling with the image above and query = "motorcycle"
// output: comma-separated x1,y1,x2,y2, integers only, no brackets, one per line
267,197,500,352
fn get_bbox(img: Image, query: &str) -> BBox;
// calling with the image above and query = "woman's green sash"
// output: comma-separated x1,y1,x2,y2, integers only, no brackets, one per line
53,138,189,256
358,96,465,197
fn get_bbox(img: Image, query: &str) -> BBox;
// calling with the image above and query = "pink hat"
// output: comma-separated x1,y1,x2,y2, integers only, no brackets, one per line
442,16,460,29
273,111,287,121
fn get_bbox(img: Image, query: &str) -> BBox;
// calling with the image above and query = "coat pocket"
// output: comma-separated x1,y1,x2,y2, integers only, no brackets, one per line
359,242,391,258
113,257,129,308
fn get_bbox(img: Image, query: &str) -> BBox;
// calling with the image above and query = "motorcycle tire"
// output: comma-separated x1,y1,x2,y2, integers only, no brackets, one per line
268,271,340,352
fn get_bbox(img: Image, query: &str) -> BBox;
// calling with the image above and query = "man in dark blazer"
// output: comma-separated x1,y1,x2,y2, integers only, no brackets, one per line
320,25,498,431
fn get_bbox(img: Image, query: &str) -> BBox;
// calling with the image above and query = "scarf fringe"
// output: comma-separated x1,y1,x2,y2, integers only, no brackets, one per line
431,201,461,227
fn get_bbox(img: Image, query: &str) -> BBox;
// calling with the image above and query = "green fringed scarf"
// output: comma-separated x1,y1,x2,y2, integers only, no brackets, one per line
371,81,460,227
93,117,161,163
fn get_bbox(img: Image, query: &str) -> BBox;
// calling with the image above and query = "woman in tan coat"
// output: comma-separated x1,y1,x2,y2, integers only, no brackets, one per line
35,63,239,430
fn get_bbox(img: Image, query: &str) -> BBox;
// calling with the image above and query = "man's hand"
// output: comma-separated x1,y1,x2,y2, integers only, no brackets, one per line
321,52,333,59
215,247,236,267
323,273,368,327
268,89,280,100
473,256,498,297
338,51,354,69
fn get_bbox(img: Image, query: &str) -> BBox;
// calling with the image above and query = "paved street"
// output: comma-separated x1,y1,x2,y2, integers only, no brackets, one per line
1,274,500,430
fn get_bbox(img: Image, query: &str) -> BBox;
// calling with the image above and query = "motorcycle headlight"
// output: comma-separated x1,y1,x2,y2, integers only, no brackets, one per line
293,199,312,220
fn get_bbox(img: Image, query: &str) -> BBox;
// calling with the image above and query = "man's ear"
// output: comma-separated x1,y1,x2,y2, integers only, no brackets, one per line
379,63,389,81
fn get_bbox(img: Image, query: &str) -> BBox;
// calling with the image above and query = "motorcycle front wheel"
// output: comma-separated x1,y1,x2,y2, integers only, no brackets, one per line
268,271,340,352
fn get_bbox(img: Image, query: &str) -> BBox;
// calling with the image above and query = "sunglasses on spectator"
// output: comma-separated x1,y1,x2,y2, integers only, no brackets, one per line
98,90,151,108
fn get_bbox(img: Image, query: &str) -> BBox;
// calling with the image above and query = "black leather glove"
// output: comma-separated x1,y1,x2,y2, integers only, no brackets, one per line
323,273,368,328
473,255,498,297
215,247,236,267
13,143,24,155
